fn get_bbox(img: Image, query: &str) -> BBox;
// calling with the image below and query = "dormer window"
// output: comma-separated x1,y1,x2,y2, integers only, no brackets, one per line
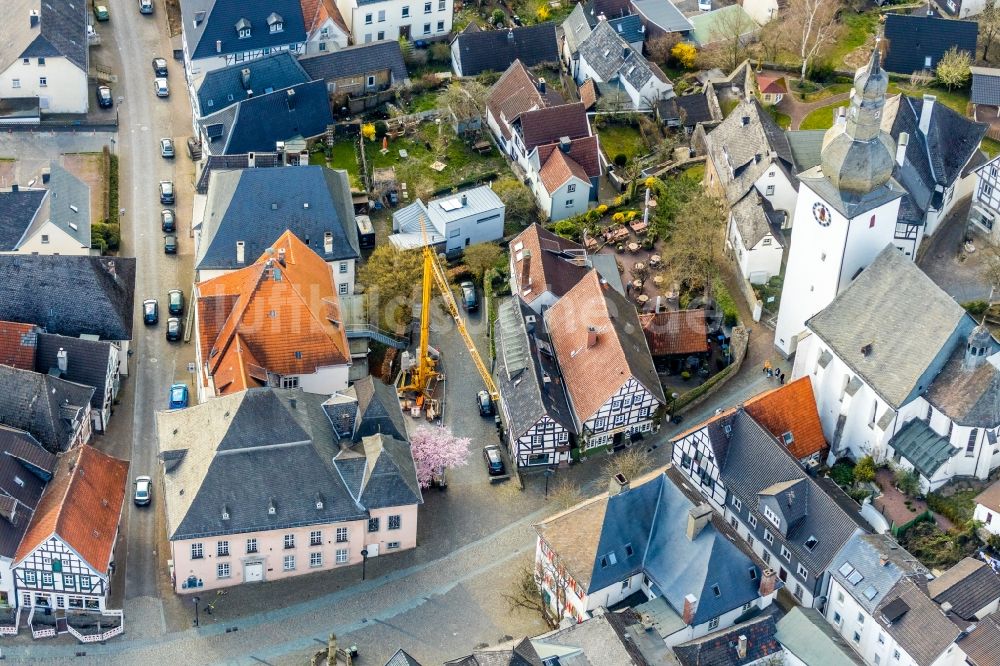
762,504,780,528
236,18,251,38
267,12,283,33
268,498,277,515
315,493,324,510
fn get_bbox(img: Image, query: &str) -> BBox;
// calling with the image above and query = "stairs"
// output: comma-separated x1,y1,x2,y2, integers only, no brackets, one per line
346,324,408,349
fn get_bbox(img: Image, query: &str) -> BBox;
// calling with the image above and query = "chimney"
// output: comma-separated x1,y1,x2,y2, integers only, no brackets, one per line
598,11,607,20
107,260,116,276
240,68,251,89
286,88,296,111
879,554,889,567
559,136,571,153
537,77,546,94
609,472,629,495
520,250,531,286
247,151,256,168
587,325,598,347
216,39,223,53
919,95,935,136
56,348,68,374
617,22,623,32
507,29,514,41
236,240,246,264
289,397,297,409
246,89,254,98
682,594,698,625
686,503,713,541
737,635,748,659
895,132,908,167
277,247,286,266
29,10,39,28
324,231,334,254
758,568,778,596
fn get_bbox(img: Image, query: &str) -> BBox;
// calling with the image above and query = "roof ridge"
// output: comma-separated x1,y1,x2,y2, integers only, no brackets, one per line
207,263,268,373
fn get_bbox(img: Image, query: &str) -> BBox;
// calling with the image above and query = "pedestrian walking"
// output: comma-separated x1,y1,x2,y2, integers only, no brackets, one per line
779,372,786,385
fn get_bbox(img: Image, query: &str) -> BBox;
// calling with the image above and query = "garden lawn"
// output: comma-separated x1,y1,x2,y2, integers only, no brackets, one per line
598,123,646,163
799,101,849,130
797,82,970,131
984,137,1000,158
313,139,363,189
797,82,852,103
827,11,879,65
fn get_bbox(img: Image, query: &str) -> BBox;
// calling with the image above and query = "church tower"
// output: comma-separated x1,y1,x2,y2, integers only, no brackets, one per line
774,43,905,357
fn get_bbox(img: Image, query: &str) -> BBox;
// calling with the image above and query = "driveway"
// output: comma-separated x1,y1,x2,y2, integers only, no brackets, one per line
917,196,994,304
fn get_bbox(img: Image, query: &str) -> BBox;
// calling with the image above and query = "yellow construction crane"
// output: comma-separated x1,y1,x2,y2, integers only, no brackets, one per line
397,218,499,404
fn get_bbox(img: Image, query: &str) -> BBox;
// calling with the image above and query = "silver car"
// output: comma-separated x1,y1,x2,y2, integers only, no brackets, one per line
154,77,169,97
160,137,174,158
134,476,152,506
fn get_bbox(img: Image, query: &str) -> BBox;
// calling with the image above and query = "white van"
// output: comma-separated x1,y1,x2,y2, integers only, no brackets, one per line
139,0,153,14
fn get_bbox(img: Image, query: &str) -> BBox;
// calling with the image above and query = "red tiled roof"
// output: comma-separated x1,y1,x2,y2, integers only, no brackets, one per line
743,377,827,460
536,135,601,179
300,0,349,37
510,224,588,303
757,74,787,95
196,230,350,397
639,309,709,356
539,148,591,193
487,60,545,140
0,321,37,370
14,445,128,572
519,102,590,151
579,79,597,110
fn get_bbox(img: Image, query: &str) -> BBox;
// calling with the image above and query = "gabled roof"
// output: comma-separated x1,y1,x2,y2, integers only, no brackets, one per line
181,0,307,61
577,20,667,91
774,608,866,666
384,649,425,666
875,577,961,666
452,23,558,77
510,224,588,303
157,389,393,540
0,365,94,453
196,165,358,270
300,40,408,84
639,309,709,357
196,230,351,396
0,321,38,370
562,4,595,57
960,612,1000,666
928,557,1000,621
487,60,546,141
535,471,761,623
300,0,349,37
350,375,407,441
0,427,54,560
200,79,333,155
742,377,827,461
977,480,1000,513
0,255,135,341
830,533,930,614
335,433,422,509
756,74,787,95
14,445,127,573
631,0,693,34
0,0,88,74
196,52,310,117
972,66,1000,107
806,245,967,409
43,164,92,250
674,612,781,666
536,135,602,184
538,147,591,193
0,189,46,252
519,102,589,152
883,14,978,75
730,189,782,249
35,332,115,412
545,270,665,425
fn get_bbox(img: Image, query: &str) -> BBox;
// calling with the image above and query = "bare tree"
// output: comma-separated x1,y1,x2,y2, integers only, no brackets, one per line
981,2,1000,62
503,562,545,615
548,478,583,511
438,81,489,128
755,19,787,64
646,34,681,65
785,0,843,80
710,9,759,72
602,446,652,483
910,69,933,87
659,192,726,295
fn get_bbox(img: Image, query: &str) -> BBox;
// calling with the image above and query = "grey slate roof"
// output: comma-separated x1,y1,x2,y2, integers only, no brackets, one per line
601,277,667,406
194,152,283,194
577,21,666,92
928,557,1000,621
0,189,46,251
883,14,977,75
608,15,645,44
876,577,961,666
0,255,136,341
452,23,559,77
887,418,957,479
705,98,795,205
730,190,782,249
562,4,594,57
300,40,408,85
3,0,88,72
785,129,826,171
717,410,864,576
960,612,1000,666
35,332,114,412
0,426,54,560
972,67,1000,107
0,365,93,454
157,389,420,541
45,164,91,250
829,533,929,613
494,297,575,440
384,650,425,666
196,166,358,271
195,52,309,117
673,612,781,666
632,0,694,34
806,245,967,409
200,80,333,155
351,375,408,442
533,610,662,666
675,92,714,126
774,608,866,666
181,0,307,61
335,433,422,510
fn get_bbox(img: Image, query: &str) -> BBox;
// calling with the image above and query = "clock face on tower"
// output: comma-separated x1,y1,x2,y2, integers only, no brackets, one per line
813,202,832,227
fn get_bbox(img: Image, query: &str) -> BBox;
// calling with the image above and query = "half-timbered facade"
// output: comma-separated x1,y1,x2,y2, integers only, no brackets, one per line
671,409,864,608
969,153,1000,245
578,378,661,451
12,445,127,636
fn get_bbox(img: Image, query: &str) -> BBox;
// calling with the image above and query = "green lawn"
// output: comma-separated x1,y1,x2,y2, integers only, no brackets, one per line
827,11,879,64
797,82,852,103
799,102,849,130
598,123,647,162
312,139,363,188
799,82,971,130
766,107,791,130
984,137,1000,158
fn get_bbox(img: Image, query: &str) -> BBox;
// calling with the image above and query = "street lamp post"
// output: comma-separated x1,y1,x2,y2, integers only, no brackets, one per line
361,549,369,581
192,596,201,628
544,468,554,499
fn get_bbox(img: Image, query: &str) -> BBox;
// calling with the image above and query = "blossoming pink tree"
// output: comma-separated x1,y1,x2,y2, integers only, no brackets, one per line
410,426,471,488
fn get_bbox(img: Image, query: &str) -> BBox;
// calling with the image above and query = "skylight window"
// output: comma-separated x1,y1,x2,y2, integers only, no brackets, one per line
782,432,794,446
804,536,818,551
847,570,865,586
863,585,878,601
838,562,855,578
712,584,721,597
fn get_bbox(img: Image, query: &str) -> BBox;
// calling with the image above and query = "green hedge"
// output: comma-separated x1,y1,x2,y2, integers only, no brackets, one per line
712,276,738,327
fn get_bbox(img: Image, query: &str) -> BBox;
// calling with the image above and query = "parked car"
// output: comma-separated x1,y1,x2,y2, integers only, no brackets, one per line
483,445,506,476
165,317,182,341
143,299,158,325
133,476,152,506
160,137,174,158
160,209,175,232
168,383,188,409
93,4,109,21
139,0,154,14
154,77,169,97
460,281,478,311
159,180,174,204
167,289,184,316
151,57,167,76
96,85,113,108
164,234,177,254
477,390,493,417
